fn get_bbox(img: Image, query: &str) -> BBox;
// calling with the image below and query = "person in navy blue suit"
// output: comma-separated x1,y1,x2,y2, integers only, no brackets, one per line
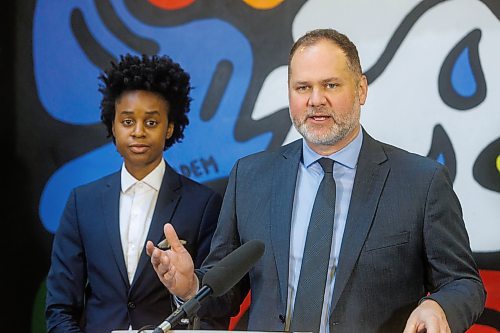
45,54,227,332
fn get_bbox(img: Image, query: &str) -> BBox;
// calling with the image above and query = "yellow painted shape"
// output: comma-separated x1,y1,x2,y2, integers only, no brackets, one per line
243,0,284,10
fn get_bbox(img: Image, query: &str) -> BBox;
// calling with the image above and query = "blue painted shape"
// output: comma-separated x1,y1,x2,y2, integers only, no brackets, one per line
33,2,129,124
39,143,122,233
451,48,477,97
35,0,271,233
436,153,445,166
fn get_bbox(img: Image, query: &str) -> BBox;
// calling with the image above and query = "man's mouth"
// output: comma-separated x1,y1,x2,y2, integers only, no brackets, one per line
310,116,329,121
308,114,331,122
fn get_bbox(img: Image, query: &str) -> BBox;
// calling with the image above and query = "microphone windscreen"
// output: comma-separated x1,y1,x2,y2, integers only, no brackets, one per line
202,239,265,297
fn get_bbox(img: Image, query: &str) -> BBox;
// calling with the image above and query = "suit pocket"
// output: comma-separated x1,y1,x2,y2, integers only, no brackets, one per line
363,231,410,252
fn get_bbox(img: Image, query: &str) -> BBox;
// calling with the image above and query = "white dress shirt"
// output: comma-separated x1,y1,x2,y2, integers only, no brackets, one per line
119,159,165,283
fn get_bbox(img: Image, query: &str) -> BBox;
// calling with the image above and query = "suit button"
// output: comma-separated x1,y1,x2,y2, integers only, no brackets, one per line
128,301,136,309
279,314,286,323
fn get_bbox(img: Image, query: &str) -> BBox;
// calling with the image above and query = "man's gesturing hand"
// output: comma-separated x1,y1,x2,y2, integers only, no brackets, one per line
146,223,198,300
403,299,451,333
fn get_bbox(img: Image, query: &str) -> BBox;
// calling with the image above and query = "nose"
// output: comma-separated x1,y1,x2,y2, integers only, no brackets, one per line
308,87,326,107
131,123,145,137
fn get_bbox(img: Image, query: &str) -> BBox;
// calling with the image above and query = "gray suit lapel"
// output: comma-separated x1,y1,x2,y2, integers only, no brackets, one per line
270,140,302,308
131,162,181,289
102,173,130,289
331,132,389,311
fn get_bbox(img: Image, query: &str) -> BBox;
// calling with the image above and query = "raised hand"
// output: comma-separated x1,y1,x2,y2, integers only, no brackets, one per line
146,223,199,300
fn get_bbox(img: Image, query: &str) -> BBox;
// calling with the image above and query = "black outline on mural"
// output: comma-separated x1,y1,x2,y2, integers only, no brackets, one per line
71,9,117,70
473,137,500,192
426,124,457,182
95,0,159,55
201,60,233,121
364,0,446,84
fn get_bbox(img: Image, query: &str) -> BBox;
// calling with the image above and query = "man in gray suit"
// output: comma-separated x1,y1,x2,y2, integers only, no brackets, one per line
147,29,485,332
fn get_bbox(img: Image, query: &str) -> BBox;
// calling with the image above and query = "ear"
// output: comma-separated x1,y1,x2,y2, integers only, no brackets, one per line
111,120,116,137
358,74,368,105
166,121,174,140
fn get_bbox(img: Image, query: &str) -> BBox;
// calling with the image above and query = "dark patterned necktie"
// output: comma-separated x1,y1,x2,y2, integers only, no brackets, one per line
290,157,336,333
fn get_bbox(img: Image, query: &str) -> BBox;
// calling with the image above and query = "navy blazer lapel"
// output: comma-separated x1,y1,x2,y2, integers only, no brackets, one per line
131,162,181,288
270,140,302,308
102,173,130,289
331,131,389,311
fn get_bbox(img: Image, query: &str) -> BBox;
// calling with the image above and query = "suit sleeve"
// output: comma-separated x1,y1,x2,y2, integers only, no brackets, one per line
45,189,85,333
422,164,486,332
192,190,222,268
195,160,251,321
190,189,236,329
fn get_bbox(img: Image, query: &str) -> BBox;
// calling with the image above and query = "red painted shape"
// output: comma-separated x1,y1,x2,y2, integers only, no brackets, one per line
147,0,195,11
467,325,499,333
466,269,500,332
480,270,500,311
229,291,251,330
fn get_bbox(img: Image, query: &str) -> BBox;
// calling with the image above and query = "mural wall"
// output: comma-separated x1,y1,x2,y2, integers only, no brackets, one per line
13,0,499,331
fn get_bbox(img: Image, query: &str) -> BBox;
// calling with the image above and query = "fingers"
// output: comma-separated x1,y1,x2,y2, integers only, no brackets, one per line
146,241,168,269
162,261,176,282
404,300,451,333
164,223,185,252
156,251,178,289
403,318,435,333
147,240,179,284
145,240,155,257
402,320,417,333
147,223,196,296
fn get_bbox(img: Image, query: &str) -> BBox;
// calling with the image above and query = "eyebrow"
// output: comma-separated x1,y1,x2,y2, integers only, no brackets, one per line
292,77,341,85
117,110,162,116
321,77,341,83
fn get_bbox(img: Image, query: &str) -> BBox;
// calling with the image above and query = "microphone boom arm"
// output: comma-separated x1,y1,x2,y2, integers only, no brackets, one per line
152,240,265,333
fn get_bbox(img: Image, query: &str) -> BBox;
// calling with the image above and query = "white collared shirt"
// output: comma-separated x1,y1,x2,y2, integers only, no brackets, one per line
119,159,165,283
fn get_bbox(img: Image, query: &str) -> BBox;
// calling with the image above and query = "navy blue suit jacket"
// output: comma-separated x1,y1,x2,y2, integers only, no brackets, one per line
46,161,225,333
197,130,485,332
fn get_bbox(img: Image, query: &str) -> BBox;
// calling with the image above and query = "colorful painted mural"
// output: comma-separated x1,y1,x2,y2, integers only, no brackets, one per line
13,0,499,331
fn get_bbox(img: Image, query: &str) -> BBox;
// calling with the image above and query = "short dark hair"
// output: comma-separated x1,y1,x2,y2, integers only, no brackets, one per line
99,53,191,149
288,28,362,78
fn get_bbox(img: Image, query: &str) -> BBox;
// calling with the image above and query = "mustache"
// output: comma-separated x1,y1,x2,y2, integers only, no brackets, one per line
305,107,334,117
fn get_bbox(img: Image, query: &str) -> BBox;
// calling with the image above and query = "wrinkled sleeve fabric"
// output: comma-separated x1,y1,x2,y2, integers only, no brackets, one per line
195,160,251,320
422,164,486,332
46,189,85,333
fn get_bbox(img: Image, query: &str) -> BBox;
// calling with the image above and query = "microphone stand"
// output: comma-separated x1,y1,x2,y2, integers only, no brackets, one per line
187,315,200,330
152,240,265,332
152,286,211,333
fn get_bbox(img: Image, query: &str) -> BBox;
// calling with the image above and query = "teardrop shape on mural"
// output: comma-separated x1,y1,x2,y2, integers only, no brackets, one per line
438,29,486,111
427,124,456,183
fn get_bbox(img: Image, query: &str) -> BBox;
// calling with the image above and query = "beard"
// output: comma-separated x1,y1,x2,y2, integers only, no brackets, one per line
291,102,361,146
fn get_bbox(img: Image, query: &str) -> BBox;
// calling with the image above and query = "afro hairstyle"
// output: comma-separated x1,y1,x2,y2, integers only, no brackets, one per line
99,53,191,149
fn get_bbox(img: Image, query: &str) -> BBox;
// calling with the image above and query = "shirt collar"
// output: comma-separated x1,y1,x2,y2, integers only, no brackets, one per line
302,128,363,169
121,159,166,193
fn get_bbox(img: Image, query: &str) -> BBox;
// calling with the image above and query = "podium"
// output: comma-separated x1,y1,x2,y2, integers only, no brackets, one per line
112,331,253,333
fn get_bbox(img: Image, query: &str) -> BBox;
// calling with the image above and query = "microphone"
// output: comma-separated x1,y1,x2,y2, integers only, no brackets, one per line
152,239,265,333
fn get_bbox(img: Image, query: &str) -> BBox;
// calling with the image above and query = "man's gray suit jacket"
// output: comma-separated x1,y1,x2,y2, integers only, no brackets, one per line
197,130,485,333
